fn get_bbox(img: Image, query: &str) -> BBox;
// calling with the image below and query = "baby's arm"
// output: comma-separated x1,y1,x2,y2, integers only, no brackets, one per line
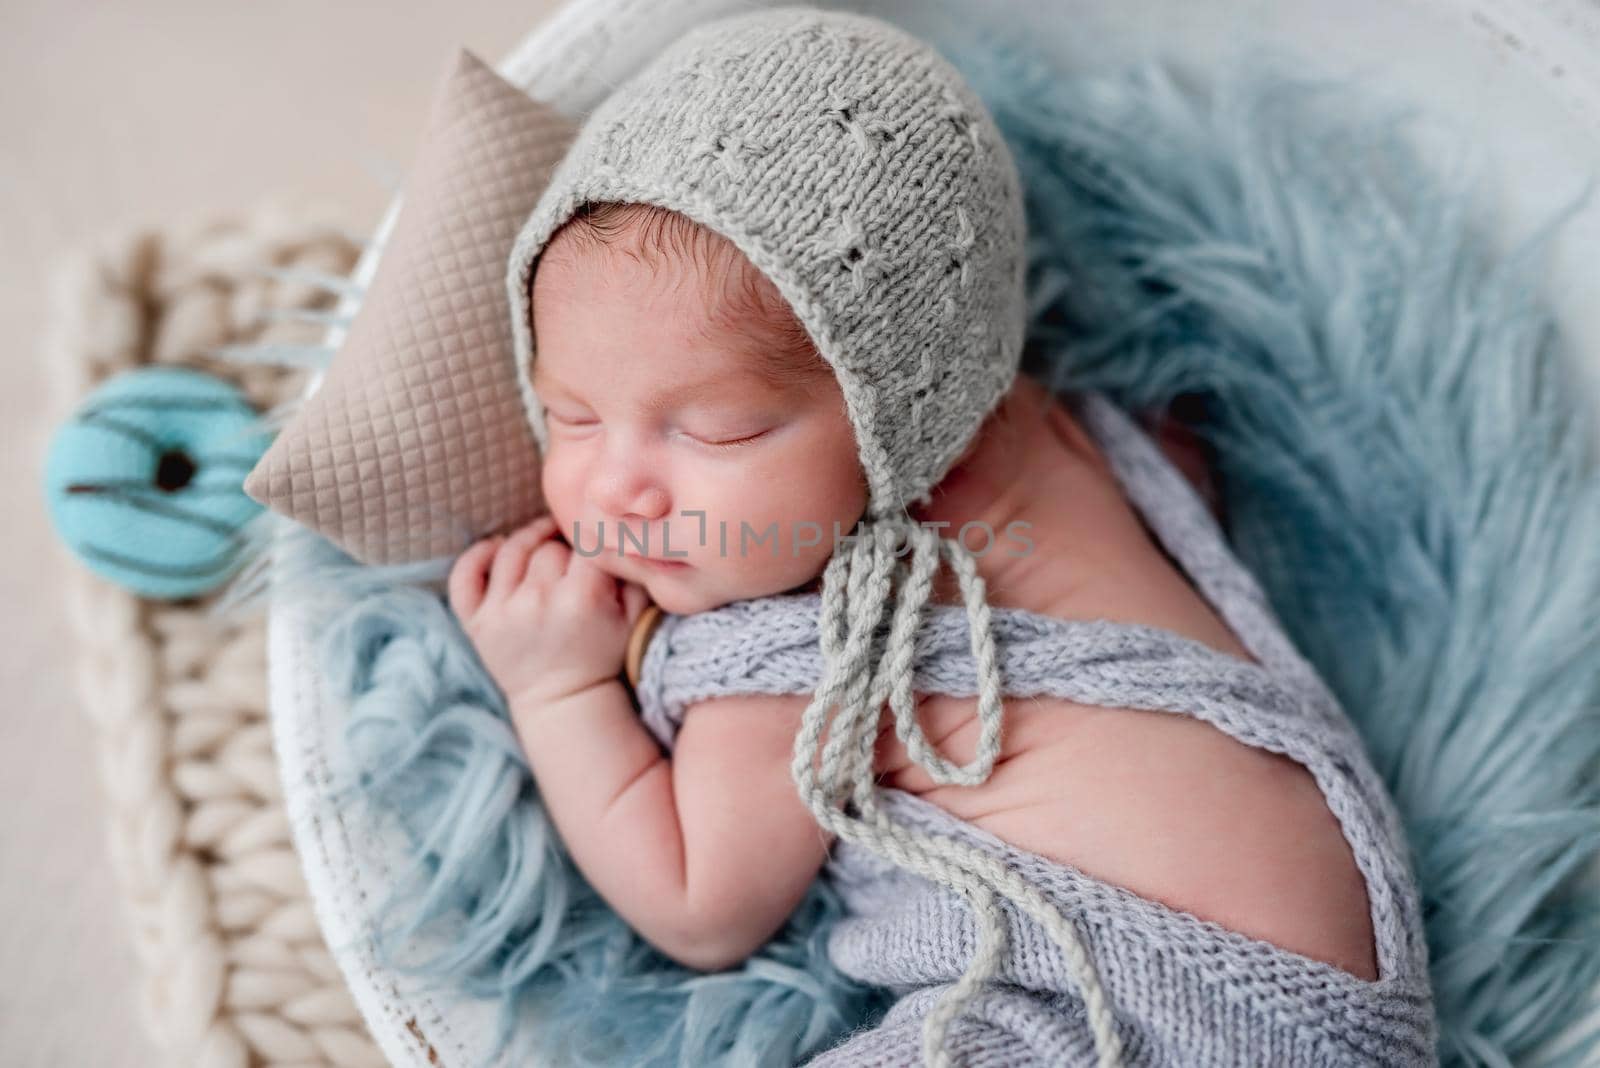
450,517,829,971
514,685,830,971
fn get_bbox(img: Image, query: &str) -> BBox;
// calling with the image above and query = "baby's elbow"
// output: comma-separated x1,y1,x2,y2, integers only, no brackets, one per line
655,929,753,973
653,895,776,973
664,852,821,972
646,920,758,978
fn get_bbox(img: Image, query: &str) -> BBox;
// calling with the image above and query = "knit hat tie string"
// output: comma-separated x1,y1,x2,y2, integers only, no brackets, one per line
790,514,1125,1068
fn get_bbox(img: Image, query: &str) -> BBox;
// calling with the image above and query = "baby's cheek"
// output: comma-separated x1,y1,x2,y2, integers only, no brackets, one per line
792,430,869,529
738,443,865,574
538,456,583,531
668,476,787,594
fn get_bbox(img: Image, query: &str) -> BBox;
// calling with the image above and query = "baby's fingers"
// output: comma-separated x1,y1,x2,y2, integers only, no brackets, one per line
488,516,558,601
448,536,503,619
564,552,618,607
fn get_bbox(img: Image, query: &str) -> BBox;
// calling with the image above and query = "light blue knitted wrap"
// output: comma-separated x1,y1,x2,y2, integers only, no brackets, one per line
634,390,1436,1065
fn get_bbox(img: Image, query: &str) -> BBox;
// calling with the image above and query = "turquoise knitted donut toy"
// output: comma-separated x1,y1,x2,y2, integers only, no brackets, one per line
43,366,271,600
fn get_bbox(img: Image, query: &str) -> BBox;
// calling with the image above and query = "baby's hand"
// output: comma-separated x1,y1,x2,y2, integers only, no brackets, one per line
447,515,652,705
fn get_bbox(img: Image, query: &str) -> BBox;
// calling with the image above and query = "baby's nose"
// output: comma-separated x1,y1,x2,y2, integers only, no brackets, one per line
589,464,670,521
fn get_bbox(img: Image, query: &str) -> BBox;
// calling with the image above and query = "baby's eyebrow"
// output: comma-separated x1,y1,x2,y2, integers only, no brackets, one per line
640,372,765,413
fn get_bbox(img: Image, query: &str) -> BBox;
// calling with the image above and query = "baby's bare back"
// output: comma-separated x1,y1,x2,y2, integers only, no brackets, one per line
870,377,1380,980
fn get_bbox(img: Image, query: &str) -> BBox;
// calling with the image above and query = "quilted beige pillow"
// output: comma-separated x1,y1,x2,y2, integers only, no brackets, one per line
245,49,576,564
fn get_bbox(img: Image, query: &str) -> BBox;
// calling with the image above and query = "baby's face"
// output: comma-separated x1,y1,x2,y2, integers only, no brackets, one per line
530,227,868,616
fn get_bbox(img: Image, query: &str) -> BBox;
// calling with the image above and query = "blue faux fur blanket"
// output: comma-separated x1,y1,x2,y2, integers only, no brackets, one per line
225,25,1600,1068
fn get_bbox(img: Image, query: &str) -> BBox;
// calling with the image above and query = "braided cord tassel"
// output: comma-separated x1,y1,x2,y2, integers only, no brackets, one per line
790,518,1124,1068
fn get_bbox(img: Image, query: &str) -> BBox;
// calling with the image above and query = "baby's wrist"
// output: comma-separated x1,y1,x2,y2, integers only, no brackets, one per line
510,672,622,713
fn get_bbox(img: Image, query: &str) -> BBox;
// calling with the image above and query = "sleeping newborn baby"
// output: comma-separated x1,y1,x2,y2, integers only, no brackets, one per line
451,9,1434,1067
460,195,1375,970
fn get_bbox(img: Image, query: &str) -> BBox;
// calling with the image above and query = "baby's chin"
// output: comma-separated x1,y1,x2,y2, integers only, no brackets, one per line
623,560,822,616
645,584,724,616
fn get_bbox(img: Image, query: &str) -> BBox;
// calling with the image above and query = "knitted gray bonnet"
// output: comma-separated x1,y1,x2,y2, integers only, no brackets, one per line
505,8,1126,1066
507,5,1026,519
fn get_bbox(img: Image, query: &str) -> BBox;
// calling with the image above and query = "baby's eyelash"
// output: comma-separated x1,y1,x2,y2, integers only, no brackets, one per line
546,413,767,448
705,429,770,449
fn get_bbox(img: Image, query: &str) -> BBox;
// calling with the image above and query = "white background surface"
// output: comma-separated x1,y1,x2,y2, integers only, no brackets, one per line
0,2,559,1063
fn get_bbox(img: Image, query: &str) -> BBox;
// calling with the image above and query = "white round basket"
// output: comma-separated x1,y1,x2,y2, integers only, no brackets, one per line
267,1,1600,1064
